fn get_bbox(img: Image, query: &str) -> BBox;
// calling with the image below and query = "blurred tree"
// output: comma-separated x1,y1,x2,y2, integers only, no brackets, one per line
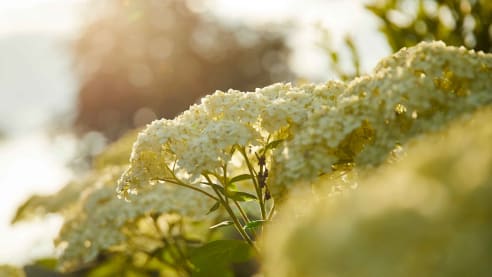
73,0,292,140
320,0,491,81
366,0,492,52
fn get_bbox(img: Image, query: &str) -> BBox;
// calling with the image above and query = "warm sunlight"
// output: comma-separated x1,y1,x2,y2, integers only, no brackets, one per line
0,0,86,36
1,0,490,276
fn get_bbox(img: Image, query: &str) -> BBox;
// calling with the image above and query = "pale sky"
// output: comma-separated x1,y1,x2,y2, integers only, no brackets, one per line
0,0,86,36
2,0,91,266
207,0,390,79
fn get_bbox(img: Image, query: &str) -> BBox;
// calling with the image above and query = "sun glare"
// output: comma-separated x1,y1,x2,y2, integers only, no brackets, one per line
0,0,86,36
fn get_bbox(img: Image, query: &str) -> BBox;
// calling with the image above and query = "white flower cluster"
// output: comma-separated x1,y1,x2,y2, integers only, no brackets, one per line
120,41,492,198
118,82,337,194
57,170,214,271
271,41,492,193
262,107,492,277
14,136,216,272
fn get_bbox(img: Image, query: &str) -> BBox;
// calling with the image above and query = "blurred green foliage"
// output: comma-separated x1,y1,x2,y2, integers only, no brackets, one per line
367,0,492,52
317,28,361,81
189,240,256,277
0,265,25,277
322,0,492,80
92,129,139,169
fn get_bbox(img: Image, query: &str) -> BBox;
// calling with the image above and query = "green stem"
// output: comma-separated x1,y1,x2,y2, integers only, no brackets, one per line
239,147,266,220
206,175,257,251
219,165,251,225
234,200,256,237
162,237,191,274
153,218,193,275
267,199,276,221
145,240,189,276
222,165,230,205
233,200,251,225
166,164,220,201
157,178,219,201
145,249,174,271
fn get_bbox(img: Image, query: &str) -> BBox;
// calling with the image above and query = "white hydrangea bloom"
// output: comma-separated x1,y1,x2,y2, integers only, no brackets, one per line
271,41,492,193
118,82,319,194
57,177,214,271
179,120,260,175
120,41,491,199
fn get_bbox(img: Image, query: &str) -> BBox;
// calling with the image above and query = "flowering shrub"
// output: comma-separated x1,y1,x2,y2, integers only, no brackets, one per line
262,107,492,277
118,41,492,237
56,167,214,271
271,41,492,192
11,41,492,275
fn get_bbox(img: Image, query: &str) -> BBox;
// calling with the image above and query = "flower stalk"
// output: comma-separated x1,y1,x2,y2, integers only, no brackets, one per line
239,147,267,220
204,175,258,251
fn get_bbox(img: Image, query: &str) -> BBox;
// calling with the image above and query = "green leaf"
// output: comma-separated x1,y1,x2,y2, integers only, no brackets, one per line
204,182,225,194
190,240,256,277
87,255,130,277
206,201,221,213
33,257,58,270
204,181,256,202
206,202,221,215
243,220,268,230
229,174,253,184
209,221,233,230
256,139,285,155
227,191,258,202
264,139,284,152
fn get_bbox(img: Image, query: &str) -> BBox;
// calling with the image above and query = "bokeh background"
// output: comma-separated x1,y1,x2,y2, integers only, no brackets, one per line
1,0,490,268
0,0,385,265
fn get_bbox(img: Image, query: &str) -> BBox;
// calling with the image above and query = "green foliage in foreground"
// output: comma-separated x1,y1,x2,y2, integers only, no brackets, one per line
0,265,25,277
189,240,255,277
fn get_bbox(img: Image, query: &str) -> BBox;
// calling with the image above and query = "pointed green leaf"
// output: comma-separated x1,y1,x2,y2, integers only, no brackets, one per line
206,202,221,215
209,221,233,230
227,191,258,202
243,220,268,230
33,257,58,270
190,240,256,277
229,174,253,184
203,182,225,194
267,139,284,149
204,181,256,202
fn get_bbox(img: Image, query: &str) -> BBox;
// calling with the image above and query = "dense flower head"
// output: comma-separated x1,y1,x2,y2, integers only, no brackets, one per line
13,131,216,272
119,41,492,199
57,168,214,271
117,82,333,194
262,108,492,277
270,41,492,194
